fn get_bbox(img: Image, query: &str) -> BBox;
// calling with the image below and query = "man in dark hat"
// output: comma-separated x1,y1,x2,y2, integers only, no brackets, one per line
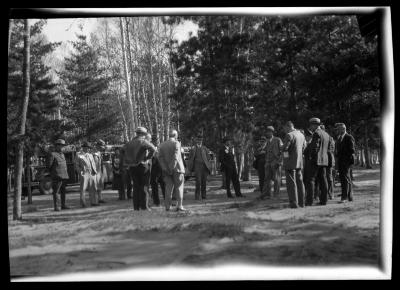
123,127,156,211
219,136,244,198
253,136,267,193
335,123,355,203
47,139,70,211
75,141,98,207
187,134,212,200
305,118,333,206
261,126,283,199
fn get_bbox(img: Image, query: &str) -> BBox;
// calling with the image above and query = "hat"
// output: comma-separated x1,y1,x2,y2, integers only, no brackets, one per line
266,126,275,132
97,139,106,146
335,123,346,129
54,139,66,146
135,127,147,134
81,141,92,148
222,136,232,143
309,117,321,125
260,136,267,141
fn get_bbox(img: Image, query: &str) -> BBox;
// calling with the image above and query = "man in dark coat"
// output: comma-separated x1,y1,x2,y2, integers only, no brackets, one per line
282,121,306,208
305,118,333,206
219,137,244,198
253,136,267,193
149,134,166,207
321,125,336,200
335,123,356,203
123,127,156,211
47,139,70,211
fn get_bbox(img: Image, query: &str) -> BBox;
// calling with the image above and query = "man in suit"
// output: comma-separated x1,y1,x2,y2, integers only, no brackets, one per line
47,139,70,211
335,123,356,203
158,130,187,211
219,136,244,198
261,126,283,199
305,118,333,206
92,139,106,204
75,141,98,207
120,146,132,199
123,127,156,211
253,136,267,193
187,135,212,200
282,121,306,208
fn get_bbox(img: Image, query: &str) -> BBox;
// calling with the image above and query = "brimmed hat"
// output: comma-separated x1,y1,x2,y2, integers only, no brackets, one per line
81,141,92,148
266,126,275,132
309,117,321,125
54,139,66,146
96,139,106,146
135,127,147,134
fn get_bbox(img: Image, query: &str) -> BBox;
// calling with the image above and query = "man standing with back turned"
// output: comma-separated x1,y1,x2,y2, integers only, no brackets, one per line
158,130,187,212
282,121,306,208
123,127,156,211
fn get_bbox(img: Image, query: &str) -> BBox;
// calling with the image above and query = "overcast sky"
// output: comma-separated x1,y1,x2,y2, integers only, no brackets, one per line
37,18,198,44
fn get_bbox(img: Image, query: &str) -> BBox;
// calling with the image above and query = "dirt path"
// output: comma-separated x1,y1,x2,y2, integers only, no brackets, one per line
8,166,381,279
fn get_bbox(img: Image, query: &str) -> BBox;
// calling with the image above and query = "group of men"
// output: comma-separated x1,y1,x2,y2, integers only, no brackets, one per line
46,117,355,212
46,138,107,211
253,118,355,208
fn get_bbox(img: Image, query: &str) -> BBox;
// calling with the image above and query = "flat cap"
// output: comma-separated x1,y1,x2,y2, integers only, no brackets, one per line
309,117,321,125
266,126,275,132
135,127,148,134
55,139,66,145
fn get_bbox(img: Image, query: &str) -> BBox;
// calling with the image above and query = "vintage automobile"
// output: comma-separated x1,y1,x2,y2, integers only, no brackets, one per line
21,144,80,196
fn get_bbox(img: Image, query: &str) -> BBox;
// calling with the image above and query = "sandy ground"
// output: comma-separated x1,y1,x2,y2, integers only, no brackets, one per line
8,166,381,279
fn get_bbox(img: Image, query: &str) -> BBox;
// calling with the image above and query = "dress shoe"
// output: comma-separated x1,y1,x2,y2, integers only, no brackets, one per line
176,207,188,212
99,200,106,203
339,200,348,204
227,195,234,198
54,208,60,212
81,204,87,208
318,202,327,206
237,194,245,198
61,205,70,210
91,203,100,206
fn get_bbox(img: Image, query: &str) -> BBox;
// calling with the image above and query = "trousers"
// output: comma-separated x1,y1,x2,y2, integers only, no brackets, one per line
129,164,150,210
52,177,67,210
339,164,353,201
80,172,97,206
224,167,241,197
163,172,184,210
262,163,281,197
285,169,305,207
194,162,208,199
306,165,328,205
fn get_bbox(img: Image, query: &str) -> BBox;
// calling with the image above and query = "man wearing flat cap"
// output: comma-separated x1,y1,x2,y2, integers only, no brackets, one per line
123,127,156,210
47,139,70,211
261,126,283,199
305,117,333,206
335,123,356,203
219,136,244,198
75,141,98,207
92,139,107,203
253,136,267,193
187,134,212,200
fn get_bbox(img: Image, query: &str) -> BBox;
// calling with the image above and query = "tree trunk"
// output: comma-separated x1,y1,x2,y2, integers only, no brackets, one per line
119,17,135,139
242,147,252,182
158,71,165,143
27,157,32,204
360,148,365,167
13,19,31,220
125,18,139,129
140,76,152,134
8,19,13,57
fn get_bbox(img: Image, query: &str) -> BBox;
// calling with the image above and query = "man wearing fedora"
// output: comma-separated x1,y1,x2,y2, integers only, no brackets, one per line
253,136,267,193
187,134,212,200
47,139,70,211
282,121,306,208
261,126,283,199
219,136,244,198
92,139,107,204
123,127,156,211
335,123,356,203
75,141,99,207
305,117,333,206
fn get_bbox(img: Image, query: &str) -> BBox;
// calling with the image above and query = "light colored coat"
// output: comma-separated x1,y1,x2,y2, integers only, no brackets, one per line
75,152,97,175
282,129,306,170
158,138,185,175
